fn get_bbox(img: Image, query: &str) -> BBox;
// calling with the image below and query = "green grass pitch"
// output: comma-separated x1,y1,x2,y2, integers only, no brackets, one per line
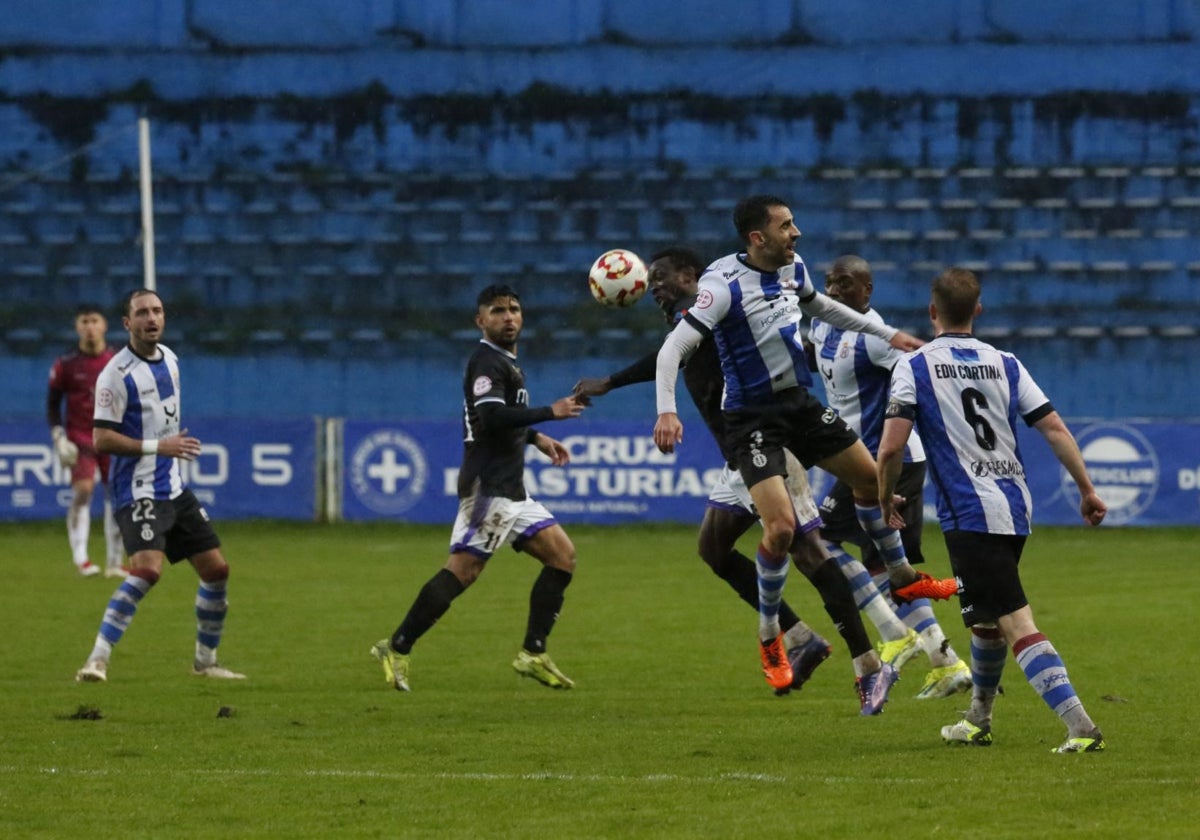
1,520,1197,838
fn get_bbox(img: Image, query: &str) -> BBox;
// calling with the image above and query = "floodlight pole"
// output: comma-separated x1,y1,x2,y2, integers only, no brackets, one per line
138,116,157,292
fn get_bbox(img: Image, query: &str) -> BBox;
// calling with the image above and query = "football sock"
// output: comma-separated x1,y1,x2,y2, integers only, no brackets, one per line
853,499,908,572
195,576,229,667
827,542,908,642
967,625,1007,727
805,558,872,657
852,651,881,679
783,621,815,650
68,496,91,566
1013,632,1097,737
755,542,788,643
523,566,572,654
391,568,465,655
88,569,158,661
890,595,959,667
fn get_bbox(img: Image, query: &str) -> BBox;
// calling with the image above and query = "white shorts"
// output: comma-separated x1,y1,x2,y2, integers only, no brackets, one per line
449,495,557,559
706,451,823,533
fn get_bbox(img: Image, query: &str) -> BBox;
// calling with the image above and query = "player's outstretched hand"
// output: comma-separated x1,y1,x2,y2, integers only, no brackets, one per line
1080,490,1107,526
533,433,570,466
572,377,611,399
888,330,924,352
551,395,587,419
886,494,906,529
654,412,683,454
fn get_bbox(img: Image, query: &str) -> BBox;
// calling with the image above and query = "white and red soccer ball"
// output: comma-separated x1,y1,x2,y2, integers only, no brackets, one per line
588,249,648,308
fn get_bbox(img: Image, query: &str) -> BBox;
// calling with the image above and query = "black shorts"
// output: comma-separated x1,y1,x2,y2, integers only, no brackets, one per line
724,389,860,490
943,530,1028,627
820,461,927,572
115,488,221,563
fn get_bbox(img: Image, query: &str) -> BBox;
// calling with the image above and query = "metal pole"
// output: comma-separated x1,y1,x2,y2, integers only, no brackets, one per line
138,117,157,291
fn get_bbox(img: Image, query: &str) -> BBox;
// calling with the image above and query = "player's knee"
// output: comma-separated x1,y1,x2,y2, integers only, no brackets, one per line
447,560,483,587
700,548,732,580
971,624,1002,641
550,552,576,575
130,567,161,586
761,520,794,556
696,529,728,573
198,559,230,584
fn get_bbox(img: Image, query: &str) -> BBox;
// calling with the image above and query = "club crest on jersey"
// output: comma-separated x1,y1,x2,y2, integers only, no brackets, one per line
695,289,714,309
821,408,837,424
97,388,114,408
472,376,493,397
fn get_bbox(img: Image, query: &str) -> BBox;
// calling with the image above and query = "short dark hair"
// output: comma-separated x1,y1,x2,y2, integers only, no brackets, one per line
733,194,789,242
931,268,981,327
476,284,520,308
122,288,161,317
75,303,104,318
649,246,706,276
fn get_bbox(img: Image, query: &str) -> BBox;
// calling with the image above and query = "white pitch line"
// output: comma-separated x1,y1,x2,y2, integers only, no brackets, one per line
1,765,786,785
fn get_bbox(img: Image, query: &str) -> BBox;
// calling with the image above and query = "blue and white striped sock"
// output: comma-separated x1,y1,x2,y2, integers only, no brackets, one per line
892,597,957,666
827,542,907,641
195,578,229,667
88,571,157,662
756,542,788,643
853,500,908,571
968,625,1007,727
1014,632,1096,737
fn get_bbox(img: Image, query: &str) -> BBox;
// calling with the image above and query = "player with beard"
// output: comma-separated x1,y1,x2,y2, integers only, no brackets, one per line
76,289,244,683
575,247,899,713
372,284,587,691
652,197,956,709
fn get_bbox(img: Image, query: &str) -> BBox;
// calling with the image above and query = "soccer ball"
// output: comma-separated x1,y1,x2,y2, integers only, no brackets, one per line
588,249,648,308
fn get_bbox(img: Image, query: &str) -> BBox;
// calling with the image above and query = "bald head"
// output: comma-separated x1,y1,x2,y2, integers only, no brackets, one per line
824,254,874,313
828,255,872,281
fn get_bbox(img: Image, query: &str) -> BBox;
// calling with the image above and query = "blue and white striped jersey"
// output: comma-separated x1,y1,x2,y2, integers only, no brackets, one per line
93,343,186,507
887,333,1051,535
685,253,816,409
809,309,925,463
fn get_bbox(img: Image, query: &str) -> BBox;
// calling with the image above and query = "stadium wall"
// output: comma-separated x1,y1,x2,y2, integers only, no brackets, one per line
1,0,1197,50
1,2,1198,423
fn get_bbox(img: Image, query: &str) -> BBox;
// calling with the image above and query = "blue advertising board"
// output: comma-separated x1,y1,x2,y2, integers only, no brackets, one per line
341,418,1200,527
1017,419,1200,527
0,417,318,521
4,417,1196,526
340,419,727,524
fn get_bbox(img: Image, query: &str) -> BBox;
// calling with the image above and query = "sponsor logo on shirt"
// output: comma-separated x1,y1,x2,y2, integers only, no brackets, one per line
970,459,1024,478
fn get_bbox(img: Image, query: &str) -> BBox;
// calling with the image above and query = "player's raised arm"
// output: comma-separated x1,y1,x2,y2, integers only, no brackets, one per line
653,318,703,452
796,289,922,351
